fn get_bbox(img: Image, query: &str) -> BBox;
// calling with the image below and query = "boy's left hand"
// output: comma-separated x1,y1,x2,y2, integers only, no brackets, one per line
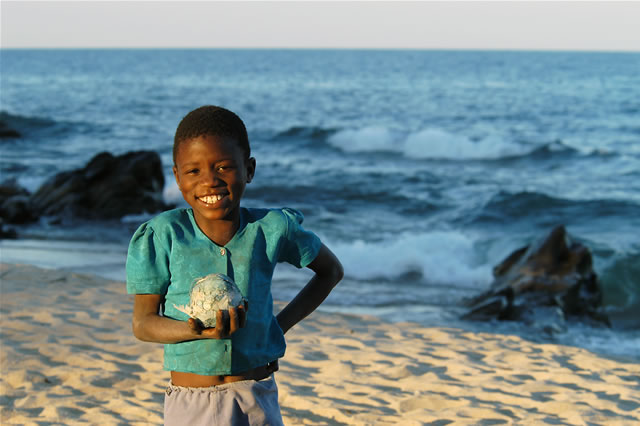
187,301,248,339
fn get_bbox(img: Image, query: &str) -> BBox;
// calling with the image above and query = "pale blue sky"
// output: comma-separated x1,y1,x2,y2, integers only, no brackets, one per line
2,1,639,51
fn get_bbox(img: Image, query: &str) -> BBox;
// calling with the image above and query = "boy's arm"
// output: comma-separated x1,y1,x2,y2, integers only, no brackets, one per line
132,294,247,343
276,244,343,334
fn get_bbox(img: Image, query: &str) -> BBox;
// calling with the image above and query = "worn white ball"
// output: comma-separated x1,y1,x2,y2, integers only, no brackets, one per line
173,273,245,328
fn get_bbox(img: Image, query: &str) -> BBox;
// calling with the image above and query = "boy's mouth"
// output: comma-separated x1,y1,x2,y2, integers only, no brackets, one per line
198,194,226,205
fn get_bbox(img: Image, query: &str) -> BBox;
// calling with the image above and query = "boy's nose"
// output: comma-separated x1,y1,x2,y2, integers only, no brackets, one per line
201,169,222,185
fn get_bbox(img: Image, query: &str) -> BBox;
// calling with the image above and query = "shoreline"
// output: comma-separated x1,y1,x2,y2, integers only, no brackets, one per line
2,236,639,365
0,238,128,282
1,262,639,424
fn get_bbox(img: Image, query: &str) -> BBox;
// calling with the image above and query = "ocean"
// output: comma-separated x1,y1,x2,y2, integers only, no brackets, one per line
1,49,639,361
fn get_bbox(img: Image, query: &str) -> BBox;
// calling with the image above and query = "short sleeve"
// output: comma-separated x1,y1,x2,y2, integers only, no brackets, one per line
279,208,322,268
125,222,171,294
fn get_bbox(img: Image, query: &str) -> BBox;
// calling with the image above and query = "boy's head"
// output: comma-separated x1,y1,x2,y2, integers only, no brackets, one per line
173,105,251,165
172,106,256,231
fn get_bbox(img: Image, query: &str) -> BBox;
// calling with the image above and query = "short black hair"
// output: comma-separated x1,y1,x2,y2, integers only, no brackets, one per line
173,105,250,164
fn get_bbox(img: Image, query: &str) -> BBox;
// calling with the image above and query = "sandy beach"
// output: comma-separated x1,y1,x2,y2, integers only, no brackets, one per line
1,262,638,425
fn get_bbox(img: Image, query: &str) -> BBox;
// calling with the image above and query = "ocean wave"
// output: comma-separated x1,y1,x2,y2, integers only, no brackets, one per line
475,190,640,226
326,126,532,160
296,124,614,161
328,230,492,287
326,126,397,153
524,140,580,158
479,191,570,221
600,251,640,329
0,110,75,140
0,111,57,137
273,125,335,141
274,125,610,162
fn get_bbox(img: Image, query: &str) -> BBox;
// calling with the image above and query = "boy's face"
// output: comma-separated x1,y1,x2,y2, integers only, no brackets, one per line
173,134,255,228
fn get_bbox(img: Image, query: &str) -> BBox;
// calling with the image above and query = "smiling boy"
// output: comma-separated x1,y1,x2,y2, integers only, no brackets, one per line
173,132,256,246
126,105,343,425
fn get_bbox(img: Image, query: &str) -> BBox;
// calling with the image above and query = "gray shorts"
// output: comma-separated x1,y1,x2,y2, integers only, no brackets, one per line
163,374,284,426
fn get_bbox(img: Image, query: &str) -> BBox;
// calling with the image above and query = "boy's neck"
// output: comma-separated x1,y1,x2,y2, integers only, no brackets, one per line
193,211,241,247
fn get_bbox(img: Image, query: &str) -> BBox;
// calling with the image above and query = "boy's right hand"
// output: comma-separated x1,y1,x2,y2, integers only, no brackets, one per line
187,300,249,339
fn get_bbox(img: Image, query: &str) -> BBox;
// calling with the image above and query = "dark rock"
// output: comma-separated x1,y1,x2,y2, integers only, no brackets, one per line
30,151,171,220
0,179,36,224
463,225,608,329
0,218,18,239
0,119,21,139
1,195,35,224
0,178,30,199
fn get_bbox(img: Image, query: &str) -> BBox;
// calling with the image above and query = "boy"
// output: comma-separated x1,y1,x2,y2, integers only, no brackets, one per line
126,105,343,425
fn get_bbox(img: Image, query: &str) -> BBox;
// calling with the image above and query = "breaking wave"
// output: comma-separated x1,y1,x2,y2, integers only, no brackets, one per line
326,126,531,160
328,230,492,287
0,111,59,137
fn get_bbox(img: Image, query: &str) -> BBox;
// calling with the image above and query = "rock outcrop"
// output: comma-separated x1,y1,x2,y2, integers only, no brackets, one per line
0,151,171,226
463,225,608,332
0,179,34,224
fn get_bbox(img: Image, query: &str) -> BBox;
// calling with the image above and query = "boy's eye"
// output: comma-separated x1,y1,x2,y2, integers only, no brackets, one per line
186,169,199,174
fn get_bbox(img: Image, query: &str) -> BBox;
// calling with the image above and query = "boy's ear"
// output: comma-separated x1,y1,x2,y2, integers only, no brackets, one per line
246,157,256,183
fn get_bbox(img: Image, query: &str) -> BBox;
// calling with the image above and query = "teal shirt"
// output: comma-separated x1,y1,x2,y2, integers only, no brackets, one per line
126,207,322,375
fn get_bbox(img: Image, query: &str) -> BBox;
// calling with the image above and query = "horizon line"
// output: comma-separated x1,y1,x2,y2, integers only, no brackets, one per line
2,46,639,54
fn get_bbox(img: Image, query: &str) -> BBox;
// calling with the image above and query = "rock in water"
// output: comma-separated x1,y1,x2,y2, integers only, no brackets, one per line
0,179,36,225
463,225,608,329
29,151,170,220
173,273,246,328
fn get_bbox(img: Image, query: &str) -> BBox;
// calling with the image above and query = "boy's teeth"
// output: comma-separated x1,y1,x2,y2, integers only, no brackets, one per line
201,195,223,204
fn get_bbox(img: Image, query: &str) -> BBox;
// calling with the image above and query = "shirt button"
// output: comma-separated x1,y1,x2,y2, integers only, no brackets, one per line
220,248,226,256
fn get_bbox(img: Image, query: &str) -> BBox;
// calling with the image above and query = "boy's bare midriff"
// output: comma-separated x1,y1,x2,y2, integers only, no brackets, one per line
170,360,279,387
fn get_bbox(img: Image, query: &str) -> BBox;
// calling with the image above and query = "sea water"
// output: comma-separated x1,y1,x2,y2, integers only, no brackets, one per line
1,49,639,360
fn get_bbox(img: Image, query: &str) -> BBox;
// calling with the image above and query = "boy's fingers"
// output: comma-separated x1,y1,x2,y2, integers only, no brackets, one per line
199,306,246,338
237,304,247,329
229,307,240,334
223,310,232,335
215,310,227,336
188,318,201,333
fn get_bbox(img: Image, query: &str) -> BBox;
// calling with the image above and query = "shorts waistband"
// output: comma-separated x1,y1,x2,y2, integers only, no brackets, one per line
170,360,279,388
166,373,274,395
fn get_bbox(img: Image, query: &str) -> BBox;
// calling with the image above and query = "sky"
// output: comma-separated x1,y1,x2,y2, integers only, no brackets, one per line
1,1,639,51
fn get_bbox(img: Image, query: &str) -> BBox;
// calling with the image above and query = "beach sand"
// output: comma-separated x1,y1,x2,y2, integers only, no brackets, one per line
1,262,638,425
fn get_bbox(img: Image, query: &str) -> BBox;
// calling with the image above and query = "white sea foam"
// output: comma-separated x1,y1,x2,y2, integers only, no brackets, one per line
326,126,396,152
404,129,527,159
329,230,492,287
328,126,530,160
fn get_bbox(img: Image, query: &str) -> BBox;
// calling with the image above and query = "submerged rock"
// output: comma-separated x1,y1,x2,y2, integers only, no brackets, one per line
463,225,608,330
0,119,21,139
173,273,246,328
0,179,36,226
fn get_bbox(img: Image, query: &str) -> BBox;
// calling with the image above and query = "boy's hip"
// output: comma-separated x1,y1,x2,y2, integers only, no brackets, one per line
170,360,279,387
